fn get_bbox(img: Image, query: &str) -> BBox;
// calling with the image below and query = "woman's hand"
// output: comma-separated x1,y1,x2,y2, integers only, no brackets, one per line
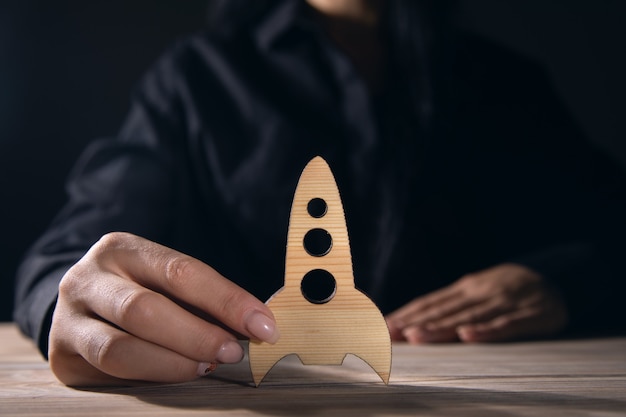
49,232,279,386
385,263,568,343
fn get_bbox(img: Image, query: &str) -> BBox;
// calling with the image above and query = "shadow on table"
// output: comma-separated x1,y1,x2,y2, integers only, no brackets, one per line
82,366,626,417
90,382,626,417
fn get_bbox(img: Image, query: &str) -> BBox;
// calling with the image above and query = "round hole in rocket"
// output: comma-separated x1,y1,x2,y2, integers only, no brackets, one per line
301,269,337,304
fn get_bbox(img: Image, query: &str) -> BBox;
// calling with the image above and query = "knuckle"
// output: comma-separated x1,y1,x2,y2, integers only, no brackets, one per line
58,232,139,299
115,289,159,324
216,289,252,322
93,332,130,371
96,231,129,250
91,232,135,258
458,274,478,291
58,266,80,297
164,255,197,290
58,262,91,300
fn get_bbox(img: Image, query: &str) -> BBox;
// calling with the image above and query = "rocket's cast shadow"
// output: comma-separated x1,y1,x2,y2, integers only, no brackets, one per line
82,354,626,417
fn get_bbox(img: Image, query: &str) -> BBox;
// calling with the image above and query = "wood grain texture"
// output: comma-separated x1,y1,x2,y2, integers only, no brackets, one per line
1,323,626,416
248,156,391,386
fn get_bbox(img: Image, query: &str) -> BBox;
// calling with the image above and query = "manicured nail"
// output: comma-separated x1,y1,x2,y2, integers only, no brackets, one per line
457,326,475,342
402,327,418,344
197,361,218,377
403,326,435,343
246,311,280,344
216,340,244,364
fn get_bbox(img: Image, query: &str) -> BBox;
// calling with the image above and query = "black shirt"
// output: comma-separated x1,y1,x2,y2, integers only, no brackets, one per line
15,0,626,355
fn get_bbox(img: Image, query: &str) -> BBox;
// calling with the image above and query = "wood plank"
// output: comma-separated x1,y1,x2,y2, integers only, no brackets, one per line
2,325,626,416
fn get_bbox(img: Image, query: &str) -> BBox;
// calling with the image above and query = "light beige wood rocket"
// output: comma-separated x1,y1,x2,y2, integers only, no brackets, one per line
249,156,391,386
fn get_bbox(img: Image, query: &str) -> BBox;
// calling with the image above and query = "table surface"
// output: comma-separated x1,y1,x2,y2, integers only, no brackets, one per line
1,323,625,417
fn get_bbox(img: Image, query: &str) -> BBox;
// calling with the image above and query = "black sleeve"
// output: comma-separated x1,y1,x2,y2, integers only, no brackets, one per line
12,43,186,357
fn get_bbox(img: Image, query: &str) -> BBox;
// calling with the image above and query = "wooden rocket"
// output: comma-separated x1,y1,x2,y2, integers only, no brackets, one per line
248,156,391,386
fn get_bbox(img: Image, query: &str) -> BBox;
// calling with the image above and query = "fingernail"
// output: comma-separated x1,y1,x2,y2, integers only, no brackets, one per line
216,340,244,364
403,326,434,343
246,311,280,344
402,327,420,344
197,361,218,377
457,326,475,342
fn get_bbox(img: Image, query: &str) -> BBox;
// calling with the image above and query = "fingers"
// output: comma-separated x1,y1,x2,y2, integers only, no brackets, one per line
386,263,569,344
399,297,566,344
423,296,508,331
89,232,279,344
391,302,534,344
76,271,244,364
457,307,544,343
50,316,213,386
458,294,568,343
401,326,459,343
385,282,473,343
386,286,463,329
51,232,281,386
388,297,511,343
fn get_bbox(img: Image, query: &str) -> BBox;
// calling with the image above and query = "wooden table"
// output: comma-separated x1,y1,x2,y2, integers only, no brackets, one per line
1,323,625,416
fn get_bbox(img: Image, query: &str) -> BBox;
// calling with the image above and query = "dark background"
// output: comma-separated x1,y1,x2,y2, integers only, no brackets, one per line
1,1,625,321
